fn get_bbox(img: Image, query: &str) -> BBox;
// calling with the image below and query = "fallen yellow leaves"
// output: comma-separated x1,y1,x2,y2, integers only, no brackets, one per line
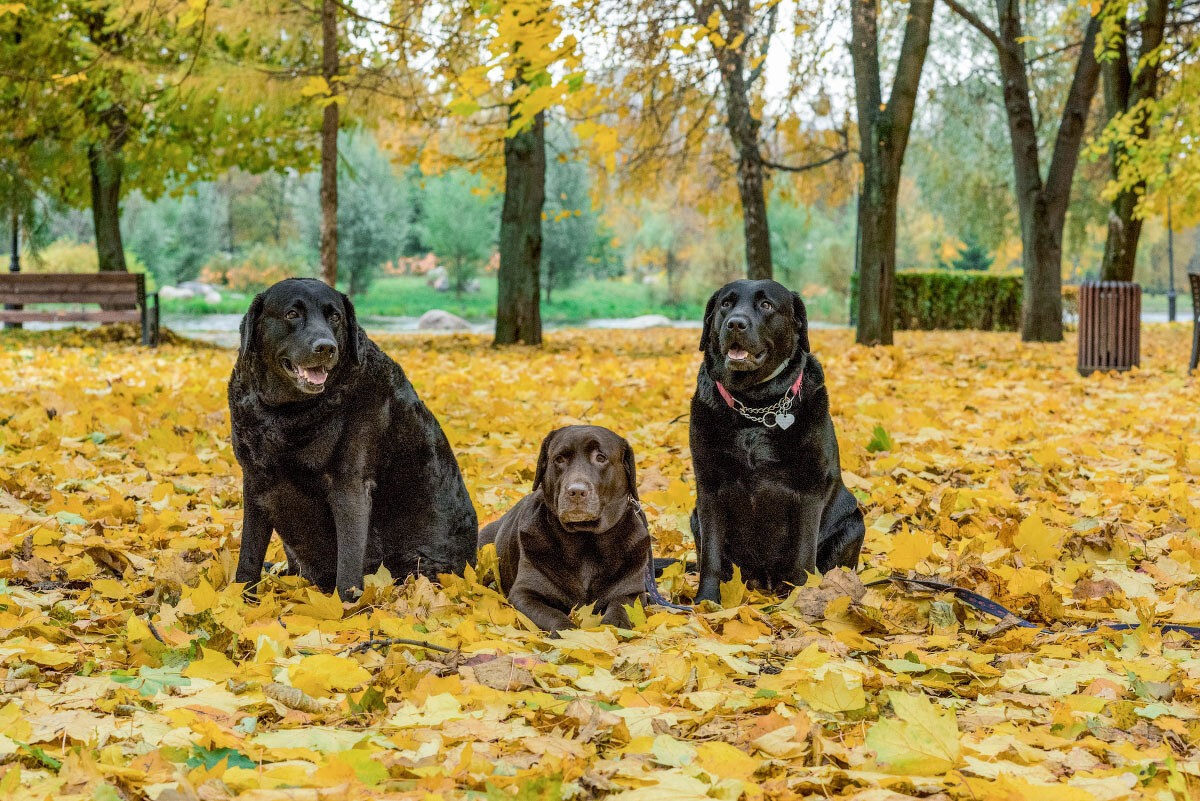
0,324,1199,800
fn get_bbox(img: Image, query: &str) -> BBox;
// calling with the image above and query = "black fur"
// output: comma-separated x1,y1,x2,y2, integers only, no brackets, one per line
689,279,864,602
228,278,477,599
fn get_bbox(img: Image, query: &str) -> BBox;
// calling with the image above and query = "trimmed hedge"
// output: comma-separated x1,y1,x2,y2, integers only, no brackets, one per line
851,271,1023,331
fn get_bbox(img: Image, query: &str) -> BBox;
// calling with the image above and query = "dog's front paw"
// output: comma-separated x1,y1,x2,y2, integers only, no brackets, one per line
695,579,722,605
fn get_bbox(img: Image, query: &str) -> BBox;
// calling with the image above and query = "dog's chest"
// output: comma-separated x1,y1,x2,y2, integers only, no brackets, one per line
732,427,785,468
254,414,347,471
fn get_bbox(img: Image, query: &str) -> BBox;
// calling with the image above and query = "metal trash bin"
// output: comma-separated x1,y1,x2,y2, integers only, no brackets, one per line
1077,281,1141,376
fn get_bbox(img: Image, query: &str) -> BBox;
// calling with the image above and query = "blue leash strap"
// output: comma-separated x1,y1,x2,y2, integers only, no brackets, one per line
865,575,1200,639
644,561,693,611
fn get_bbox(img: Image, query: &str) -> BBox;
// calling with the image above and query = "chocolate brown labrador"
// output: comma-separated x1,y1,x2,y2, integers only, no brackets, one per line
478,425,649,632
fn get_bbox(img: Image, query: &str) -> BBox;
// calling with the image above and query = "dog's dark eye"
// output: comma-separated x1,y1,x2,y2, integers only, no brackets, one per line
760,300,773,311
720,300,732,309
554,455,567,466
285,310,299,320
594,452,607,464
329,312,341,323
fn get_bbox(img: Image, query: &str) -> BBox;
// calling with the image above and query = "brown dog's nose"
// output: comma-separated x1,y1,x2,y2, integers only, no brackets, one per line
565,482,591,502
725,315,748,332
312,338,337,357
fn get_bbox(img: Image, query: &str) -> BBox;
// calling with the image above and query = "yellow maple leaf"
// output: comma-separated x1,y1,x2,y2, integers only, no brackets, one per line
288,654,370,698
866,691,960,775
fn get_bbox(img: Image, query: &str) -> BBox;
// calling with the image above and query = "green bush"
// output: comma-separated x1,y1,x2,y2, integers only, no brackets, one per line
851,271,1023,331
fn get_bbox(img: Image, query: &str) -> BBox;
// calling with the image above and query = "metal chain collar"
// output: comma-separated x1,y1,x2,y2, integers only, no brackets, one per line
728,391,796,429
718,353,806,430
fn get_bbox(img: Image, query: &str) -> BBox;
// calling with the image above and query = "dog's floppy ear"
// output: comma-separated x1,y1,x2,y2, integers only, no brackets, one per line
533,428,563,491
698,290,719,353
792,292,810,354
339,291,361,365
622,438,648,528
622,438,640,503
237,293,265,370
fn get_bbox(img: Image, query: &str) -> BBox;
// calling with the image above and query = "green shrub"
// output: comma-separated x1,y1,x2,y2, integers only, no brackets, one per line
851,271,1023,331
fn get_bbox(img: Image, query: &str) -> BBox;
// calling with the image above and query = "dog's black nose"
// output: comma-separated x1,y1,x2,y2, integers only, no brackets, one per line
312,338,337,357
565,482,591,502
725,315,748,332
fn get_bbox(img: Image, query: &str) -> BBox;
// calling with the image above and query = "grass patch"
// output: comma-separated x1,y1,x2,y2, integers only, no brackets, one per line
162,276,708,322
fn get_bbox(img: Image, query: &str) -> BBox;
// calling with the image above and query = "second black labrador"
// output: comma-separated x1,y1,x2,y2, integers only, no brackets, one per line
689,279,864,603
478,425,650,632
228,278,477,600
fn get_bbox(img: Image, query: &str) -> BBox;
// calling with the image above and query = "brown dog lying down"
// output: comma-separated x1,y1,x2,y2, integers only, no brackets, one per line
478,425,650,632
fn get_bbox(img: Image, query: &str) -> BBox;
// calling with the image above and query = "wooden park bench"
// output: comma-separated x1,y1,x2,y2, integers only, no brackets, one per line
0,272,160,346
1190,271,1199,372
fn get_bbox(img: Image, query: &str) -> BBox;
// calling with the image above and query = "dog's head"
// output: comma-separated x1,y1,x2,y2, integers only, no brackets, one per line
699,279,809,390
237,278,361,400
533,425,641,534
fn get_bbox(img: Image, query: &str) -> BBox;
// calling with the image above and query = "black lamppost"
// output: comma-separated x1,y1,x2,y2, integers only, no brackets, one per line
1167,188,1177,323
4,210,19,330
850,181,861,327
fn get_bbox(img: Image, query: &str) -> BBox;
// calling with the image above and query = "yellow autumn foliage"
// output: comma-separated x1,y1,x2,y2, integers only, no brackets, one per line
0,324,1199,799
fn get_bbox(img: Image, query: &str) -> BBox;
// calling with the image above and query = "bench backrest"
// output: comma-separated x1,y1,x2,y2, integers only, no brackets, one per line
0,272,145,306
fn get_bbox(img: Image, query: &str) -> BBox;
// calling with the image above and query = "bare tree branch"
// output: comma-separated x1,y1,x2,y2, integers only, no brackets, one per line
941,0,1003,51
762,148,849,173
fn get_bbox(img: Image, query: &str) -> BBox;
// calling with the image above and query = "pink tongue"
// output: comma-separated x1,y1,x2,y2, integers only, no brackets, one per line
298,366,328,385
728,348,749,360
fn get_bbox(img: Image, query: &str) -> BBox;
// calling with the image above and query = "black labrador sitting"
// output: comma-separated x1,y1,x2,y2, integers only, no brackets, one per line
228,278,477,600
689,279,864,603
478,425,650,633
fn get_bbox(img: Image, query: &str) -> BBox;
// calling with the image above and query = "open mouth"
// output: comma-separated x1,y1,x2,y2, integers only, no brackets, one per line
726,345,766,371
281,358,330,392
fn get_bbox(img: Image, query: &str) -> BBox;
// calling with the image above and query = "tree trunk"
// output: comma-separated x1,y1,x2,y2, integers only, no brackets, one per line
997,2,1100,341
495,109,545,346
88,144,127,273
319,0,339,288
1101,191,1142,283
992,1,1060,341
1100,0,1167,282
1022,199,1065,341
704,0,773,280
850,0,934,346
88,105,132,275
946,0,1101,341
665,247,681,304
735,149,772,280
855,174,900,345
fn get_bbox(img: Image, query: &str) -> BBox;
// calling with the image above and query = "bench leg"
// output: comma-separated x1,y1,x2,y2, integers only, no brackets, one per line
1191,319,1199,372
152,295,160,347
139,294,161,347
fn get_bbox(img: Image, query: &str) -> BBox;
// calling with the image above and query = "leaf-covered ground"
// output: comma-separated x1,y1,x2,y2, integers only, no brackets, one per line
1,324,1199,801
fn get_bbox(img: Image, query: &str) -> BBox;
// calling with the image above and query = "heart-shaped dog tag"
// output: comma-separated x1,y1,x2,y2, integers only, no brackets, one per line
775,413,795,430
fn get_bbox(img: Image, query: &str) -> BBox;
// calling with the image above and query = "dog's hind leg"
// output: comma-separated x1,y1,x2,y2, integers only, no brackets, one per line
816,486,865,573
